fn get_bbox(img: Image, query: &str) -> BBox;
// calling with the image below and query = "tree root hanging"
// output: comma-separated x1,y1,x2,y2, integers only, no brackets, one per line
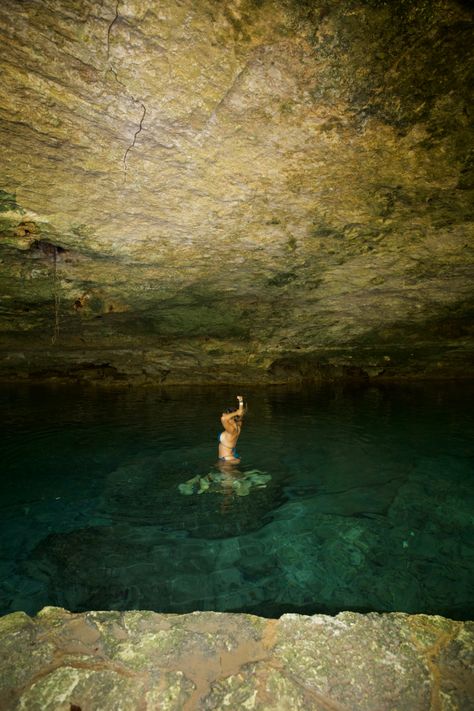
51,246,61,345
29,240,63,345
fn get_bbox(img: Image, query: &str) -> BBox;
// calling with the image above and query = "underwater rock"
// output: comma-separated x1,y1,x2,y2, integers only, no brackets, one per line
19,483,474,620
99,454,282,538
0,607,473,710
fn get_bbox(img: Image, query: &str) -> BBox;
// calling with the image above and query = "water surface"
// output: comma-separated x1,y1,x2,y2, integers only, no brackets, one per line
1,382,473,619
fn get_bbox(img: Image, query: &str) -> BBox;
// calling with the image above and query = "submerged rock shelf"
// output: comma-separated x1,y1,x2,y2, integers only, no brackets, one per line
0,607,473,710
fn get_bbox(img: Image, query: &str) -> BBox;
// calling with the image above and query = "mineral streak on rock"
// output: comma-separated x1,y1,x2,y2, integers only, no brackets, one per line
0,607,473,710
0,0,473,382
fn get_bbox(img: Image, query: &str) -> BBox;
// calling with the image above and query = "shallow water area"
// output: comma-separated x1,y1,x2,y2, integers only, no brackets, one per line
1,382,473,619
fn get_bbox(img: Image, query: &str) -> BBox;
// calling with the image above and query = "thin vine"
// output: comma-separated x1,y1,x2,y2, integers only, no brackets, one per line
51,246,60,345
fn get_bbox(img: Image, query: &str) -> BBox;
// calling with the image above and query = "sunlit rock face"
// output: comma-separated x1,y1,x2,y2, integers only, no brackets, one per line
0,0,473,383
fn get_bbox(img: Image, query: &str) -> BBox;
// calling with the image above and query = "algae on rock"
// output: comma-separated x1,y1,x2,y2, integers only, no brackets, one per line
0,607,473,710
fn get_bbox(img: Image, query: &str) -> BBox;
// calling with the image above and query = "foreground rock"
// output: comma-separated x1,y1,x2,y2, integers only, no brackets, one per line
0,607,473,710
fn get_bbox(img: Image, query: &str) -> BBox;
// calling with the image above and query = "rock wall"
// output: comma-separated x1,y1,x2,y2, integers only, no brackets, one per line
0,0,473,382
0,607,473,710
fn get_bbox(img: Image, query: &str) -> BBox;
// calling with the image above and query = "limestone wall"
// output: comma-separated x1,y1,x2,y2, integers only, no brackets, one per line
1,1,473,382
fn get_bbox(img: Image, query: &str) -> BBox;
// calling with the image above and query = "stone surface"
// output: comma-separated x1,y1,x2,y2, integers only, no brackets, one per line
0,0,473,382
0,607,473,710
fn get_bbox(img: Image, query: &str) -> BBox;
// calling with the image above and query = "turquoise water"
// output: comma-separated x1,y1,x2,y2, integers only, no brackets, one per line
1,382,473,620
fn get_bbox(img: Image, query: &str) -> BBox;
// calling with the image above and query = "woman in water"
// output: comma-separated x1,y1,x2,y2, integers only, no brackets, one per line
218,395,244,464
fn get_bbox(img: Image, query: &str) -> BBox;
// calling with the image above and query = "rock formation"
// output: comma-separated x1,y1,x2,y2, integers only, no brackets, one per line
0,0,473,382
1,607,473,710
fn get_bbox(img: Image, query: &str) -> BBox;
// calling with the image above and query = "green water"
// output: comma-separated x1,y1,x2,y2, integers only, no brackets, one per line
0,382,473,619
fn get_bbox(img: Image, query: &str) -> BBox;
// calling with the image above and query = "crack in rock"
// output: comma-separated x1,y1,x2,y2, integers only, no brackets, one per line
104,2,147,178
123,103,147,177
107,65,128,92
107,0,120,61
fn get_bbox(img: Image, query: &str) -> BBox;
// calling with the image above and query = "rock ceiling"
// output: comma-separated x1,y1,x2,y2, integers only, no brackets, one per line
0,0,473,382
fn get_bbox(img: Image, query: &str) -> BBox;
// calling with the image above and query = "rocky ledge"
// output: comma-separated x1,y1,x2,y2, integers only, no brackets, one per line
0,607,473,710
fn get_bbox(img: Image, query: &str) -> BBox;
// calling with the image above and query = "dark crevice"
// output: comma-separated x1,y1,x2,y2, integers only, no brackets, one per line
31,240,66,256
123,103,147,175
106,0,120,61
104,1,147,177
107,65,127,92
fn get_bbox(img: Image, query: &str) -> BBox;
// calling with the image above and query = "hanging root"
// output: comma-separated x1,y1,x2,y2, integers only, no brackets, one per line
28,240,64,344
51,246,61,345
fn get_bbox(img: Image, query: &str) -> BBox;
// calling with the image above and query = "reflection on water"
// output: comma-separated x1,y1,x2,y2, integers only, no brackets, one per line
0,382,473,619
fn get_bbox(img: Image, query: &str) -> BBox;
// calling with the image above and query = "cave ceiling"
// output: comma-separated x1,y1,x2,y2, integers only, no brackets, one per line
0,0,473,382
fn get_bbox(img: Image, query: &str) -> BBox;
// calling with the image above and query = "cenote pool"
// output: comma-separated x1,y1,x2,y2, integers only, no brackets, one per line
1,382,473,620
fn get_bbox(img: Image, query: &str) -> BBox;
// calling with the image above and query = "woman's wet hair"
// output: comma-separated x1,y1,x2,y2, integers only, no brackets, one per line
223,407,235,414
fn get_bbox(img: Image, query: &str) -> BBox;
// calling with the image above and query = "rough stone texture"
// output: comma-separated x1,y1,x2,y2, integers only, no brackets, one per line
0,0,473,383
0,607,473,710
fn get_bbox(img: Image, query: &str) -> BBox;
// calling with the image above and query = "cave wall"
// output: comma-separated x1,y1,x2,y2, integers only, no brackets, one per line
0,0,473,383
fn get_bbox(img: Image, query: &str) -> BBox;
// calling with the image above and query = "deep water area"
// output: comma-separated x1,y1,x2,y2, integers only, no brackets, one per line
0,382,473,620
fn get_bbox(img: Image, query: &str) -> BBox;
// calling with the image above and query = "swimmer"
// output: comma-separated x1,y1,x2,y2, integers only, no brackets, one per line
218,395,245,465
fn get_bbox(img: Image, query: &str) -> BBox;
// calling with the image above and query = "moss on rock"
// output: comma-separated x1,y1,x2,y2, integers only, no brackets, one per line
0,608,472,710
